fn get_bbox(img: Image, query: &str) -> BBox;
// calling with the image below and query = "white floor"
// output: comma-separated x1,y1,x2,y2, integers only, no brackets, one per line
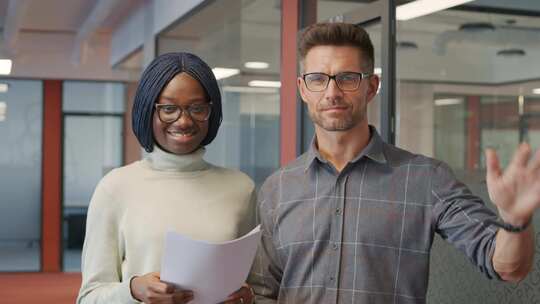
0,241,40,271
0,242,82,272
63,249,82,272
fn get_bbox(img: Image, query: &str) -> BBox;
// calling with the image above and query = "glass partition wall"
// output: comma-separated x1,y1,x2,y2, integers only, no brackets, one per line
62,81,125,271
0,80,43,272
157,0,281,186
394,2,540,303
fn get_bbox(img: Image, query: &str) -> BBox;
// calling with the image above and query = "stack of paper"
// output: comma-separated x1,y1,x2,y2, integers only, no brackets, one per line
161,225,261,304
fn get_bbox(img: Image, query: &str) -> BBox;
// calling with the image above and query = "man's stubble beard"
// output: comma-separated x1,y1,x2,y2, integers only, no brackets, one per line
309,103,367,132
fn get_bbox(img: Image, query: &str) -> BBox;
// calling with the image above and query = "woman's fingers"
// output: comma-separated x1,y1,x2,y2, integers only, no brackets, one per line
221,285,254,304
172,290,194,303
149,281,175,294
130,271,195,304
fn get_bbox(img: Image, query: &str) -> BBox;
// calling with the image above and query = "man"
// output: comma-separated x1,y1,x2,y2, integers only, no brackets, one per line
248,22,540,304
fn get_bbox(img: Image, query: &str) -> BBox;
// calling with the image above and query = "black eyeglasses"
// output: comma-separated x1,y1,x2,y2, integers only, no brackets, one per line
154,102,213,123
302,72,372,92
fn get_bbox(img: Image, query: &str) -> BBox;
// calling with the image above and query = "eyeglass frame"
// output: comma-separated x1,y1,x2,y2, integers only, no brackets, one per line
302,71,373,92
154,102,213,123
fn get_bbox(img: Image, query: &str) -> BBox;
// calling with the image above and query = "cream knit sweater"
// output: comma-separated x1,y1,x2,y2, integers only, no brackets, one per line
77,146,256,304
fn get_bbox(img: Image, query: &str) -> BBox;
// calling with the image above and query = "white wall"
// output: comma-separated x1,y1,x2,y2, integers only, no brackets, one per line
396,82,435,157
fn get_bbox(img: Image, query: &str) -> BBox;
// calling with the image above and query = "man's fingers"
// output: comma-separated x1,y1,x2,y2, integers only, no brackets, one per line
509,142,532,170
485,148,502,182
526,148,540,174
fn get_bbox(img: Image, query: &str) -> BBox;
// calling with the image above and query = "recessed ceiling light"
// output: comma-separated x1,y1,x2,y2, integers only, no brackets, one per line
244,61,269,69
248,80,281,88
397,0,474,21
397,41,418,50
497,49,526,57
223,86,278,94
459,22,496,32
0,83,8,93
212,67,240,80
0,102,6,116
532,88,540,94
0,60,12,75
434,98,463,106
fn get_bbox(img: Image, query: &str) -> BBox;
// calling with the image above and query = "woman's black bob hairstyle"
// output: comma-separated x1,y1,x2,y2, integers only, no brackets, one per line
132,52,222,152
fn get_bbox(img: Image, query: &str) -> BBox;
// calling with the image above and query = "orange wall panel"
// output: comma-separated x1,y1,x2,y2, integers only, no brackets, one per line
41,80,62,272
280,0,300,166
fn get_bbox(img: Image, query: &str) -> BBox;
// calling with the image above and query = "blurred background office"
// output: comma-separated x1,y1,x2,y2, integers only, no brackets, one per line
1,0,540,303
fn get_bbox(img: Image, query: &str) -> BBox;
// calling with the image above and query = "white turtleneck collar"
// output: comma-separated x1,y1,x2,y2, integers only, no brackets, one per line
145,145,209,172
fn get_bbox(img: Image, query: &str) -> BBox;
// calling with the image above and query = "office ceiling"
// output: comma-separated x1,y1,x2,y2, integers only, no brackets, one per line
0,0,142,80
0,0,539,90
0,0,141,34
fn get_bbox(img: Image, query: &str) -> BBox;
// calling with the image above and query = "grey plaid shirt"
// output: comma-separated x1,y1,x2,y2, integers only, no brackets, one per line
248,126,501,304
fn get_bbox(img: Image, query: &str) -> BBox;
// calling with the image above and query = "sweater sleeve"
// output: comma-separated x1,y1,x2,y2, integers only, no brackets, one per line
76,178,139,304
238,188,258,237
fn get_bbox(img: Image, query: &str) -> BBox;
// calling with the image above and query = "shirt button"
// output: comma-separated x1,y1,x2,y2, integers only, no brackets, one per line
329,276,335,282
335,208,342,215
332,243,339,250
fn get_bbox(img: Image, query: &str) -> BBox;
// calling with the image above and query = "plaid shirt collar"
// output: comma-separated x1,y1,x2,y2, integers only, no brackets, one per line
304,125,387,172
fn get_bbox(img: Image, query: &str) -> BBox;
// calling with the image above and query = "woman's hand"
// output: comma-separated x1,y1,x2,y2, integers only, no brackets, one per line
130,272,194,304
219,284,255,304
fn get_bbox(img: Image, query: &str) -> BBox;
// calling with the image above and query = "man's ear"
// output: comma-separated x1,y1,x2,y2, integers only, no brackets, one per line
366,74,380,102
297,77,308,104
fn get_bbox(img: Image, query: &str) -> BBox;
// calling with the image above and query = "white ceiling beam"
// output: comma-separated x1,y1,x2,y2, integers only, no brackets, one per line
3,0,30,56
71,0,123,65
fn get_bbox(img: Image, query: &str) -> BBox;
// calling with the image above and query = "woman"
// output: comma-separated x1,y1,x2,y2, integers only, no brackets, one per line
77,52,256,304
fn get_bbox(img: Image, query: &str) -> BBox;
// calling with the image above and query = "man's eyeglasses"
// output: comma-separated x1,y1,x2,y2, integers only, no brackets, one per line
302,72,372,92
154,102,213,123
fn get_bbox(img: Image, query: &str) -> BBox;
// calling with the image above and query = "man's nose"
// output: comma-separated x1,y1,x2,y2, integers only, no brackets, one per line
325,78,344,99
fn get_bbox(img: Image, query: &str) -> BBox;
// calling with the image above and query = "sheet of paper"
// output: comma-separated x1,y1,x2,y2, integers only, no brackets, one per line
161,225,261,304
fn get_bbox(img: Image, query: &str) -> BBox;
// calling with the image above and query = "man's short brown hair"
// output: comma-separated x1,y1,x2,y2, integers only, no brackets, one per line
298,22,374,72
